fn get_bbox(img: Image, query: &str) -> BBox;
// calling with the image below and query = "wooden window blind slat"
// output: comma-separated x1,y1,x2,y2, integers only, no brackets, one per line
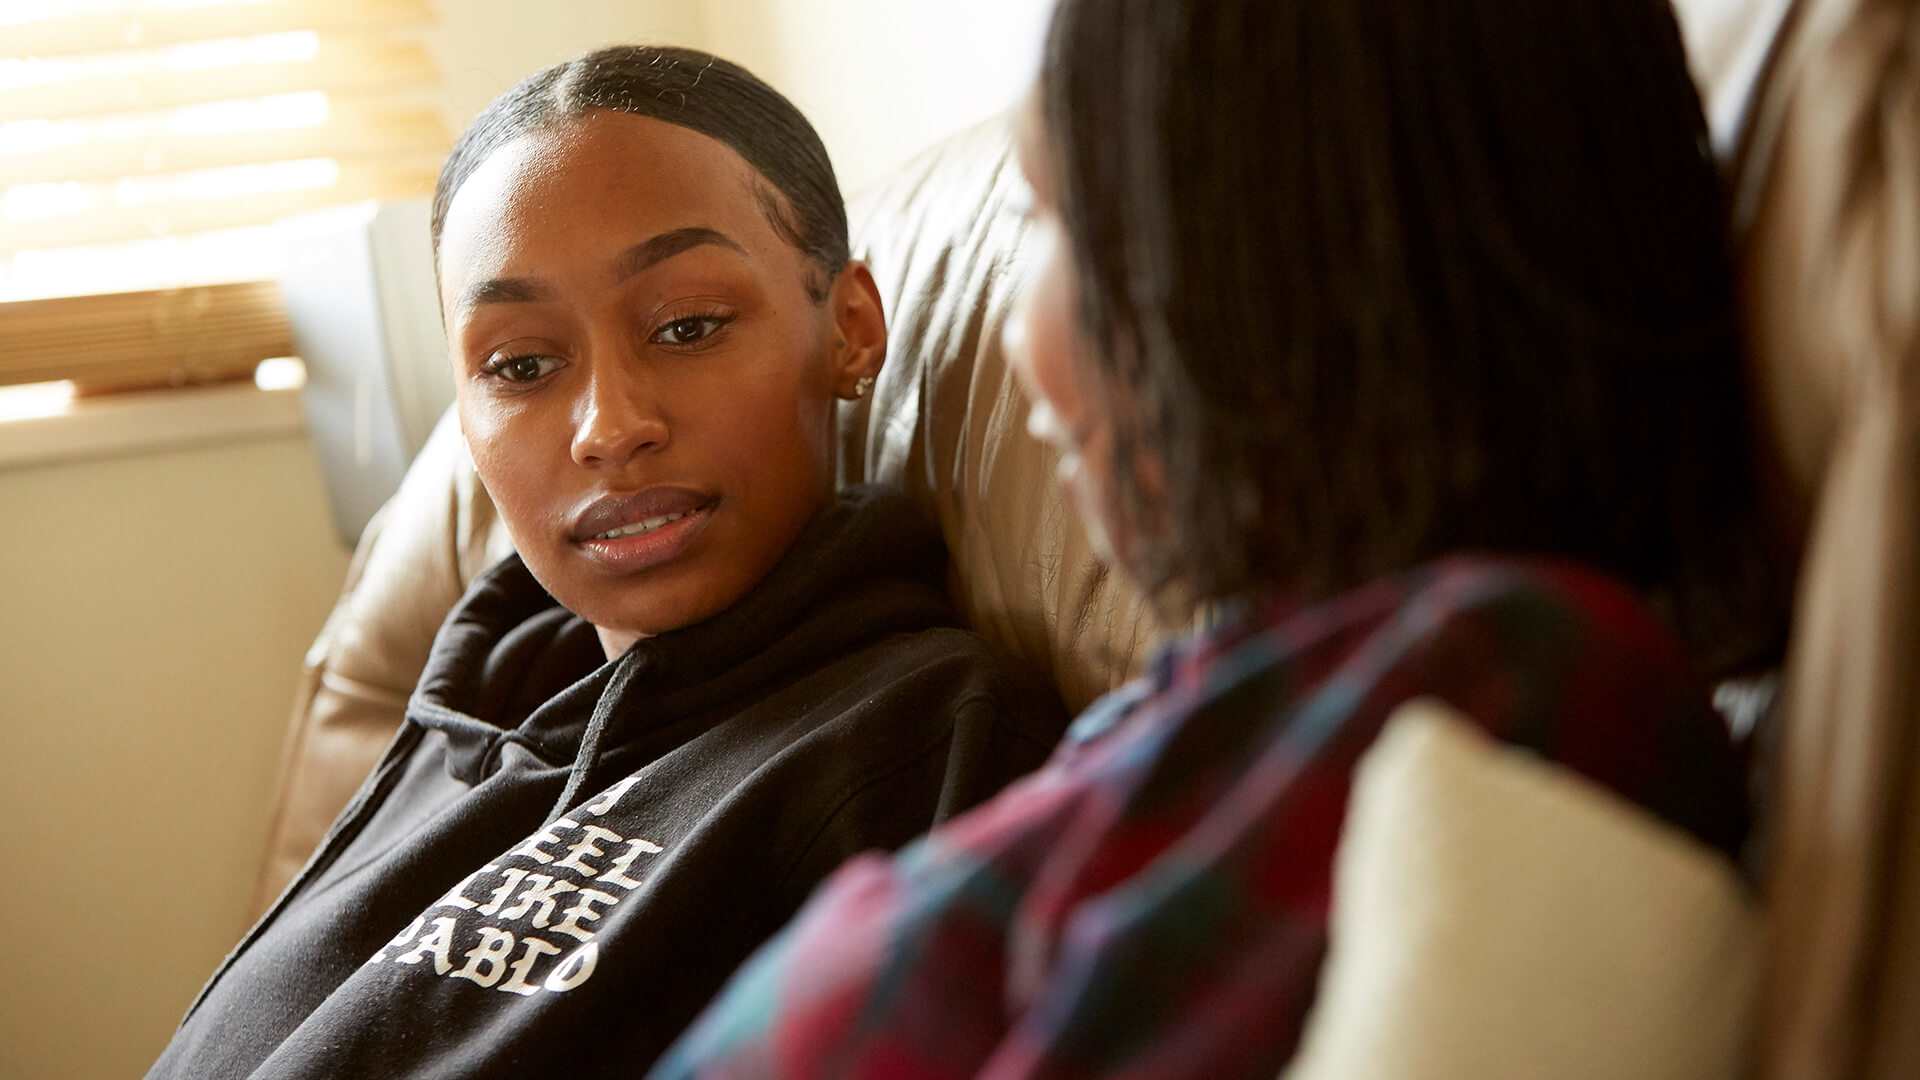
3,154,446,251
1,35,439,124
2,97,450,186
0,283,293,392
1,0,435,60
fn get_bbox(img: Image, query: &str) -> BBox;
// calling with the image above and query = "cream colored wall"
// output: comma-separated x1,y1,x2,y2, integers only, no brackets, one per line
695,0,1053,191
0,432,348,1080
445,0,1053,193
436,0,707,127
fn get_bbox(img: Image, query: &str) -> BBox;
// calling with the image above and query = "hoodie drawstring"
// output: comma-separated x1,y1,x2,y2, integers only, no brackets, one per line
546,650,645,821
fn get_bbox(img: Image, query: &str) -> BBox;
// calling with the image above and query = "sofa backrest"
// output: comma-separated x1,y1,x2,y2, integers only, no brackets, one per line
1723,0,1920,1075
838,117,1160,714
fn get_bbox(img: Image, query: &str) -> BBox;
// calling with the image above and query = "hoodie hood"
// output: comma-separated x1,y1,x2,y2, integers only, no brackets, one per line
405,486,955,806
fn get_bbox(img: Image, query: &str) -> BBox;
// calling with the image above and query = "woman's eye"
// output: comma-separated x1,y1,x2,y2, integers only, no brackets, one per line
483,353,563,383
651,314,728,347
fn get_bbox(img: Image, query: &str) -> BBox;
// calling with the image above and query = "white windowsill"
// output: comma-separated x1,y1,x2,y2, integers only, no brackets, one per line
0,383,306,472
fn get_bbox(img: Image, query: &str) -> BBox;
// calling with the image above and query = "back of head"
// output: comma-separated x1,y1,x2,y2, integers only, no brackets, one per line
1042,0,1784,669
431,45,848,290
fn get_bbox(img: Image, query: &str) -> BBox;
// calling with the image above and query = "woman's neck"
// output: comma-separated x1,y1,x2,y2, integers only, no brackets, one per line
596,625,648,661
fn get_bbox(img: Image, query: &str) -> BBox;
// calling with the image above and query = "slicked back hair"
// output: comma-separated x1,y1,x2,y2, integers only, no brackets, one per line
1040,0,1786,671
431,45,848,300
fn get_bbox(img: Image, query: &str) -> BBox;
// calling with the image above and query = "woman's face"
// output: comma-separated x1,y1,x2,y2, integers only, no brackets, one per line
438,111,883,657
1007,96,1137,575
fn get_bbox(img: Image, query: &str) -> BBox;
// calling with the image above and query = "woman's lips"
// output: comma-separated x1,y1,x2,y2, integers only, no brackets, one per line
572,497,718,573
569,486,716,540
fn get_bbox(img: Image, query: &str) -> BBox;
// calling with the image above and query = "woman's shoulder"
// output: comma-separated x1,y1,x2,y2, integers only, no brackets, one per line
1181,554,1748,856
1188,554,1701,702
1414,553,1683,626
1372,555,1748,855
838,623,1069,749
1237,554,1707,690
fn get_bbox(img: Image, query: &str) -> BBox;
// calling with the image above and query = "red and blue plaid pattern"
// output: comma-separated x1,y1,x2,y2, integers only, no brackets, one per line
655,557,1749,1079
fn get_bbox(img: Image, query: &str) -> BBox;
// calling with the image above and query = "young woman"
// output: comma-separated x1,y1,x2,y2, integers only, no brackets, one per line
148,47,1064,1078
655,0,1783,1075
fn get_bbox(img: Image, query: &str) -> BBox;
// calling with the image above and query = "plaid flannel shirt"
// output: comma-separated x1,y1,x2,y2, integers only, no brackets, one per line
653,557,1750,1079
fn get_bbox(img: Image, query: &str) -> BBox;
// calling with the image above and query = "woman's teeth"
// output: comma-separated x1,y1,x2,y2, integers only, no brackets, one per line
593,510,690,540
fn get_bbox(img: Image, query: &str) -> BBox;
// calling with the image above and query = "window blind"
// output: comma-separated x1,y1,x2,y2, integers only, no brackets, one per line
0,0,450,392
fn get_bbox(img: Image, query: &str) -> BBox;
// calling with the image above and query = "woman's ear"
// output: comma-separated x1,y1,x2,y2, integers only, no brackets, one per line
827,261,887,399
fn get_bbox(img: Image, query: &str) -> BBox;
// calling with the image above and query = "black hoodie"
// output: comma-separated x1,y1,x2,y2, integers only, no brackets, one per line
150,487,1065,1078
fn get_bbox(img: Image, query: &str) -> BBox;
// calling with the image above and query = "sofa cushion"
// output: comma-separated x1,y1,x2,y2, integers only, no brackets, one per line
1287,700,1759,1080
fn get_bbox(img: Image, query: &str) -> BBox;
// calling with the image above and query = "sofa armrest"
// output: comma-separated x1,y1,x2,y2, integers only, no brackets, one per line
250,407,511,911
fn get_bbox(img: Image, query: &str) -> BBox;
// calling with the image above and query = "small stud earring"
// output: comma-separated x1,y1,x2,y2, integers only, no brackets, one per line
853,375,875,399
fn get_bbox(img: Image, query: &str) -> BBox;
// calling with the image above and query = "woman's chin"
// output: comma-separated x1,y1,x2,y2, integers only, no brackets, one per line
572,569,756,654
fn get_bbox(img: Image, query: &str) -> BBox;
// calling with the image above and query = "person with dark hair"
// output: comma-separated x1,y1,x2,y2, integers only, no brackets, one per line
147,46,1064,1079
655,1,1781,1075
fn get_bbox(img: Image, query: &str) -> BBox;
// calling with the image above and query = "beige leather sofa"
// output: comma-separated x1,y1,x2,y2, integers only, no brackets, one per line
253,0,1918,1074
1730,1,1920,1076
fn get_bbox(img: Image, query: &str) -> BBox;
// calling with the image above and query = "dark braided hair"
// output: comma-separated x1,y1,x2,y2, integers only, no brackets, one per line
431,45,848,299
1042,0,1785,671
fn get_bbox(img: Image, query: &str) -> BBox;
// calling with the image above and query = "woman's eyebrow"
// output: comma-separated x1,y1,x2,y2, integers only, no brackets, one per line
457,275,550,317
457,227,749,319
612,226,747,283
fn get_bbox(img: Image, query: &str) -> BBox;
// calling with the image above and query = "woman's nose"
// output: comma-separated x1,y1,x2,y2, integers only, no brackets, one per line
570,364,670,469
